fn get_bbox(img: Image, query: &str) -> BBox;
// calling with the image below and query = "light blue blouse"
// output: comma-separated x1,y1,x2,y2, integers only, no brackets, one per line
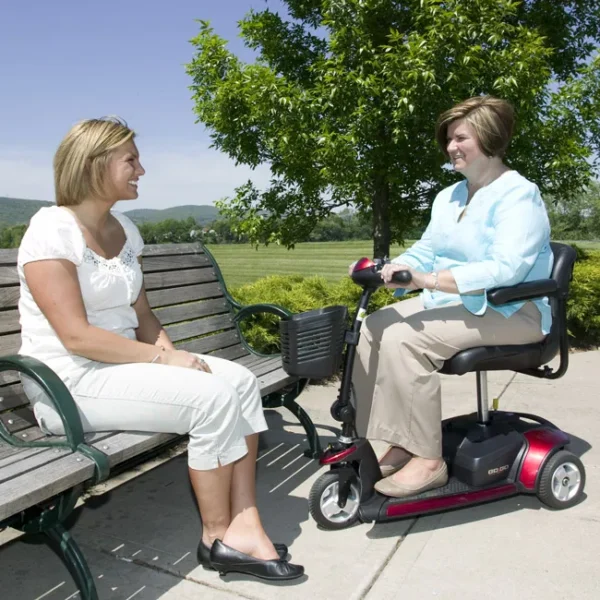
392,170,553,334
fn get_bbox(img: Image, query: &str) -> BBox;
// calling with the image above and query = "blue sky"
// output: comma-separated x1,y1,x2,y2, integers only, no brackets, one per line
0,0,289,210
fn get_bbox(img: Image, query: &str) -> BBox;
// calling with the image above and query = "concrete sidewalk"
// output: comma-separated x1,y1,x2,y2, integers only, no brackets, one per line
1,351,598,600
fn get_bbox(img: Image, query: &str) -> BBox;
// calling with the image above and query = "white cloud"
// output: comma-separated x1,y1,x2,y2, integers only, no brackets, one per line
0,144,273,211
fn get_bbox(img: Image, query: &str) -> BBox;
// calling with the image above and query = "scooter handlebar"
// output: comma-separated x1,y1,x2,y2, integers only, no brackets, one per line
391,270,413,284
350,258,412,288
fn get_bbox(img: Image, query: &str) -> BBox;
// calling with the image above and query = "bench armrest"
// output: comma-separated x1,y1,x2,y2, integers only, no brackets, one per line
487,279,558,306
0,355,85,450
0,355,110,481
233,303,293,322
233,303,294,357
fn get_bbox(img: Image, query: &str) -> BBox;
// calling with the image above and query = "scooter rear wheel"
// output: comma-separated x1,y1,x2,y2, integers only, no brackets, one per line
309,471,361,530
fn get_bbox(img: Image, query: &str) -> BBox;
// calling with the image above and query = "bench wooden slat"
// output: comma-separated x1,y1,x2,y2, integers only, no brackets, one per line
0,406,37,433
0,444,55,468
154,298,229,326
0,333,22,357
0,370,21,387
144,267,217,291
141,243,204,256
0,287,20,311
0,445,77,485
141,254,211,272
0,431,116,483
146,282,224,308
0,248,18,264
177,330,240,355
0,442,39,462
3,424,47,444
212,345,251,361
236,353,279,369
256,367,296,396
0,309,20,335
0,266,18,286
249,357,285,378
0,266,19,286
165,314,234,344
0,383,29,412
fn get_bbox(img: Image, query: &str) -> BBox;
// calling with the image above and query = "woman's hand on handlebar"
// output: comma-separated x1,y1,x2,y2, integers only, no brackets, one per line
348,261,358,276
381,263,419,290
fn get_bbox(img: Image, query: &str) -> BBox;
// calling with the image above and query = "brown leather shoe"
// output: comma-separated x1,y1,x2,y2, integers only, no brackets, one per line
374,462,448,498
378,446,412,477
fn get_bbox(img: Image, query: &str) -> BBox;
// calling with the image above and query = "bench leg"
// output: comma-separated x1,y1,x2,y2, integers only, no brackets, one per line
45,523,99,600
281,381,322,459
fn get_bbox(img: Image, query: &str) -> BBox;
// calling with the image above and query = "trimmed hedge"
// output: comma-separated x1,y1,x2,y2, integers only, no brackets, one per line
233,250,600,354
566,247,600,346
233,275,399,354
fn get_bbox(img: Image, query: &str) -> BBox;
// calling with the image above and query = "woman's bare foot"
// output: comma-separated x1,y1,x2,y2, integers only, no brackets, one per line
221,527,279,561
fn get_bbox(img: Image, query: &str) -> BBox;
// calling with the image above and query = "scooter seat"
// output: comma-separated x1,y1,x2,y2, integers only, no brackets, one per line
440,342,546,376
440,242,577,377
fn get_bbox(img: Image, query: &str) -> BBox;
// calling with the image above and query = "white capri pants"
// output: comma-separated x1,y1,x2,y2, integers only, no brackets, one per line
27,354,268,471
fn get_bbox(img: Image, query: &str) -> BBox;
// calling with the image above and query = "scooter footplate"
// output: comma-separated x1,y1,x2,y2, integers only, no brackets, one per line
359,477,516,522
398,476,474,501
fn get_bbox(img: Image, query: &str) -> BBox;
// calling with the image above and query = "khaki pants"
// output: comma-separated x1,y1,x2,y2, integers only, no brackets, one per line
353,296,545,459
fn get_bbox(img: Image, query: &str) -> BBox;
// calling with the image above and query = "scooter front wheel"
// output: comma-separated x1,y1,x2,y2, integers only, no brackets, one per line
309,471,361,530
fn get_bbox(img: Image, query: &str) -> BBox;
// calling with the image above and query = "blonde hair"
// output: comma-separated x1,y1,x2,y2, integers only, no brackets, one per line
54,117,135,206
435,96,515,158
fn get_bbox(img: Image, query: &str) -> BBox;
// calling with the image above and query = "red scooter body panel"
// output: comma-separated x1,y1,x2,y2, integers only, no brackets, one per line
385,484,518,518
518,428,569,490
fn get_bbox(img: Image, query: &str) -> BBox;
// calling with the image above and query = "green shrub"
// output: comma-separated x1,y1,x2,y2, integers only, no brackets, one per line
566,250,600,346
233,251,600,353
232,275,409,354
569,243,591,262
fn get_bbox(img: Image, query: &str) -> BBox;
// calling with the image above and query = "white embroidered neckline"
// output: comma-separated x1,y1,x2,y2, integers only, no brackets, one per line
83,243,137,272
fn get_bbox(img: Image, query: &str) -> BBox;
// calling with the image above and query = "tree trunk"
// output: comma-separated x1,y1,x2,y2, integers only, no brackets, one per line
372,175,391,258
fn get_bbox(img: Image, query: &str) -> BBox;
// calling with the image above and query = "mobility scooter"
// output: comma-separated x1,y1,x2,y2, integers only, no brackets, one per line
280,242,585,529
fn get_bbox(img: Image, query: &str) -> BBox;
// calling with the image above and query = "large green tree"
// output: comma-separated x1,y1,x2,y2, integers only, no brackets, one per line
187,0,600,257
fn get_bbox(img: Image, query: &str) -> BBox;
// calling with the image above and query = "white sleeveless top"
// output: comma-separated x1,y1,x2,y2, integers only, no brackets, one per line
17,206,145,384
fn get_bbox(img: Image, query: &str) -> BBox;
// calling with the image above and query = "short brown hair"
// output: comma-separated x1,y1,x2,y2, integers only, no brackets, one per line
435,96,515,158
54,117,135,206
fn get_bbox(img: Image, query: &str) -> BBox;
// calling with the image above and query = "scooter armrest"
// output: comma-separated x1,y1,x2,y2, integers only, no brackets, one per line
487,279,558,305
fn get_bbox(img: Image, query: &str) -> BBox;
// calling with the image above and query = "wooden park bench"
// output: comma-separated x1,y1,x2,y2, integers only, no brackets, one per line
0,242,321,600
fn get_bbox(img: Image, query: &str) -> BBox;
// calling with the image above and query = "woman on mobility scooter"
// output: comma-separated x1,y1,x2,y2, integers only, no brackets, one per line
354,95,553,498
280,95,584,529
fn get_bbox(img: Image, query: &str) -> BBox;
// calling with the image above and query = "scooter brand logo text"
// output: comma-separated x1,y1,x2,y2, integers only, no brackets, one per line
488,464,510,475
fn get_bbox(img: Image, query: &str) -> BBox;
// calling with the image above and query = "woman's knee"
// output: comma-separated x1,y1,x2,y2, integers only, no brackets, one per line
190,380,243,430
238,369,263,414
363,303,412,341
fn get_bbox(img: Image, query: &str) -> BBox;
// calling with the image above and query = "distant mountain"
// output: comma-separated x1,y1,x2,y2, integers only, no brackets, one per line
0,197,220,227
124,205,220,225
0,197,53,226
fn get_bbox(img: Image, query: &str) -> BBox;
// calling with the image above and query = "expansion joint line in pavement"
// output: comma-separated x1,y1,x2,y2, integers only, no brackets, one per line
356,517,420,600
100,547,263,600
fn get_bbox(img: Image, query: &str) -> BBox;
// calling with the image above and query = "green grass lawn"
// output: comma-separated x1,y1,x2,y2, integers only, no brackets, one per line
206,240,408,288
207,239,600,289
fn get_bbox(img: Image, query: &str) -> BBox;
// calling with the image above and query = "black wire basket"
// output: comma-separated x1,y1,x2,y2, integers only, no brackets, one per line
280,305,348,378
